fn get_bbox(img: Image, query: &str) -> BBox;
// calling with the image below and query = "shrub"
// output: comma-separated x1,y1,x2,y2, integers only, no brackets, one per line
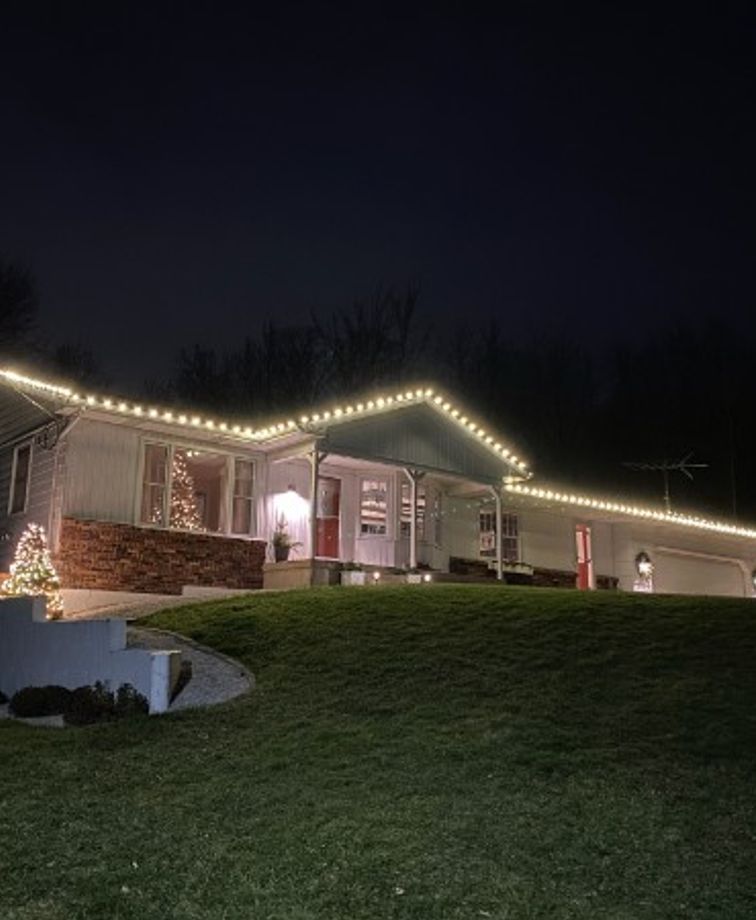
10,685,73,717
64,682,148,726
9,682,149,724
0,689,7,705
115,683,149,717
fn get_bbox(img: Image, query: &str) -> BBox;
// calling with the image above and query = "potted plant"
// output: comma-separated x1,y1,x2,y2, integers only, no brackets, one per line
271,514,301,563
340,561,366,586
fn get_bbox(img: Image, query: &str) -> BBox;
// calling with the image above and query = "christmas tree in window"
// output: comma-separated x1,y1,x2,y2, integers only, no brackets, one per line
1,522,64,618
170,450,202,530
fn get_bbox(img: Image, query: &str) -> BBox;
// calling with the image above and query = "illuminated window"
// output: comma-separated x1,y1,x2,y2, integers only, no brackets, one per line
172,448,228,533
360,479,388,535
140,443,250,535
232,459,255,535
479,510,518,562
9,442,32,515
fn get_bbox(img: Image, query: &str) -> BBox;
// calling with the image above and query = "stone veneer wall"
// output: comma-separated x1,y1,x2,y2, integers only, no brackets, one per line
57,517,266,594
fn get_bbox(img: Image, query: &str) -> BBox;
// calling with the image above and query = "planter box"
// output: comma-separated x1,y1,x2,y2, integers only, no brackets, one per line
341,570,366,586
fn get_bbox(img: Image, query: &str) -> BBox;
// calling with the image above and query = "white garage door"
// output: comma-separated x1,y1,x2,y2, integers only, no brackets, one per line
653,551,746,597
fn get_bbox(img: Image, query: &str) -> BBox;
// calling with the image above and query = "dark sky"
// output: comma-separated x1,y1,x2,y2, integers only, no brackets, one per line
2,4,755,388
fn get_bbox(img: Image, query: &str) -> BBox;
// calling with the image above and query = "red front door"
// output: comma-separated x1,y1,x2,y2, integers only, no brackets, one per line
575,524,594,590
316,476,341,558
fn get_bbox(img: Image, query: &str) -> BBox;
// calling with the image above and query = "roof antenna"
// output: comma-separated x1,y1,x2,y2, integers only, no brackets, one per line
622,453,708,513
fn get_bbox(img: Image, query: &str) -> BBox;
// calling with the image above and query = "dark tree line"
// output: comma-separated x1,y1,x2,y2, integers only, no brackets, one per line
152,288,756,522
2,256,753,521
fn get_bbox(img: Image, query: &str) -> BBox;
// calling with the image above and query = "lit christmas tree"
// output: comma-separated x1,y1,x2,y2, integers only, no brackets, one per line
1,522,63,618
169,450,202,530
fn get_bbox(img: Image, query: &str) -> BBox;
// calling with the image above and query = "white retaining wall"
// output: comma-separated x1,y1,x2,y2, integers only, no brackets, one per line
0,596,180,713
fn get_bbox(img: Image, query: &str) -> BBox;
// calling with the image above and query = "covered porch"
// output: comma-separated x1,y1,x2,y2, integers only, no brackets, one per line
262,444,518,588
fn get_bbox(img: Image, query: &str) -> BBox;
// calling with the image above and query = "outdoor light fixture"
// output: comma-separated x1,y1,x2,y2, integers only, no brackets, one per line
372,571,381,582
423,573,432,583
633,551,654,593
635,552,654,578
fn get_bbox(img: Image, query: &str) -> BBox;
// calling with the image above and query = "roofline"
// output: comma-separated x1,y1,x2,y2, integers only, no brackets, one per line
506,482,756,542
0,367,531,475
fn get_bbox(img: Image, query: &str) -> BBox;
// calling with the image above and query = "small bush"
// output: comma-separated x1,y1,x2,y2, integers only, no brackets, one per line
10,685,73,717
9,682,149,724
115,683,149,717
0,689,8,705
64,682,148,726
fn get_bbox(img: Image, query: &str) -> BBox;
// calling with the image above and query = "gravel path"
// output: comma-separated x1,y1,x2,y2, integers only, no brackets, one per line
128,626,253,711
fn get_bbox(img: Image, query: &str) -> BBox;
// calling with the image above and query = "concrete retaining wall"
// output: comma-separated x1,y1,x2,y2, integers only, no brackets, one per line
0,596,180,713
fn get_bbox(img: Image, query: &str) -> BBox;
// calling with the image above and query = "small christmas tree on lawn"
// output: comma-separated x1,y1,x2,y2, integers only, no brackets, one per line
1,522,63,618
170,450,202,530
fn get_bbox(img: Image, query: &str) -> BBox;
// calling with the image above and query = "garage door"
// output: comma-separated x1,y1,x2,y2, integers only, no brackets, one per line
653,550,746,597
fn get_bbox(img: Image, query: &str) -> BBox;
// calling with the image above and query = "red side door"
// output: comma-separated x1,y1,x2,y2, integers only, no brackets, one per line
316,476,341,558
575,524,594,590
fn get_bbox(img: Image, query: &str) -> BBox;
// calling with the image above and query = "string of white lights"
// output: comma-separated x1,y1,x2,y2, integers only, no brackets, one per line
0,369,530,474
505,482,756,541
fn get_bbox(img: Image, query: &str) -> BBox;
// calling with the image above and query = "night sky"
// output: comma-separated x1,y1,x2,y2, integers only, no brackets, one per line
2,5,755,388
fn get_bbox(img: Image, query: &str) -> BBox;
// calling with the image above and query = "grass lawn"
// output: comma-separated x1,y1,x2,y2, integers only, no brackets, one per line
2,585,756,919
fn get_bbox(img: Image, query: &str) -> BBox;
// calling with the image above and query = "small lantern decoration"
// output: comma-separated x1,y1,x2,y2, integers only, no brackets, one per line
633,551,654,593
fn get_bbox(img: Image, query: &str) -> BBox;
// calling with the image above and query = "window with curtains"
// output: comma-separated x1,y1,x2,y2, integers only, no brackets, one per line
9,442,32,515
140,442,255,535
360,479,388,535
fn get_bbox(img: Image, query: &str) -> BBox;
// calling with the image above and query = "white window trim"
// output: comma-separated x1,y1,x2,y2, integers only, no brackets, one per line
135,437,257,538
8,440,33,516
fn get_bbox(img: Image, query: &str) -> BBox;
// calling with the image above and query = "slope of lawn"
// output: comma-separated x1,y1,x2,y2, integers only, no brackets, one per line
2,585,756,919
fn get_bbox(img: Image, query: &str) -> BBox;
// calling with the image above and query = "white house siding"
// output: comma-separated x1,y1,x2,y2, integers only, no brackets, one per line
63,420,142,524
518,510,577,573
0,439,59,569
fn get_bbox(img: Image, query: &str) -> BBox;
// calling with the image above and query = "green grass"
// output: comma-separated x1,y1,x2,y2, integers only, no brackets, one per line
2,585,756,919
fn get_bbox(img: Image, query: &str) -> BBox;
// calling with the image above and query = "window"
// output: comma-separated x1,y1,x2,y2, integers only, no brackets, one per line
171,448,228,533
400,482,441,544
141,443,168,525
479,510,518,562
400,481,426,540
360,479,388,535
232,459,255,535
9,442,31,515
140,443,250,535
431,490,442,546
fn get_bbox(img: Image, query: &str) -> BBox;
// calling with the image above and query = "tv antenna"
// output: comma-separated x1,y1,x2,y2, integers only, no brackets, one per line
623,452,708,513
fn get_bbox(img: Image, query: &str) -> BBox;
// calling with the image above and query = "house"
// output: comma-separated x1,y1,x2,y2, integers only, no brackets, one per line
0,366,754,598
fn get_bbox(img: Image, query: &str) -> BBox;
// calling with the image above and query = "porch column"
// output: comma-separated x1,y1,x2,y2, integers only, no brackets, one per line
492,485,504,581
404,468,425,570
308,448,321,559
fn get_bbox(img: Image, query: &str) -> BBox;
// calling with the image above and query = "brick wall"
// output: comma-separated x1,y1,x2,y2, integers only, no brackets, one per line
57,517,266,594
